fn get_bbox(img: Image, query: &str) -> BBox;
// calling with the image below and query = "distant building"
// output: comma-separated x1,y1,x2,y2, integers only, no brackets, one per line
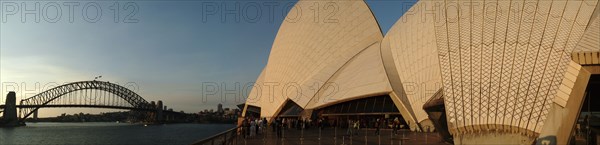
217,104,223,113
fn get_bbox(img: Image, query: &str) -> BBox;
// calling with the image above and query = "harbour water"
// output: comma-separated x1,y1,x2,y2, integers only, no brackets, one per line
0,122,235,145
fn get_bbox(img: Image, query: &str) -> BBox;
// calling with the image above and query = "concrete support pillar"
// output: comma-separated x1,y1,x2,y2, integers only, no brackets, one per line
2,92,19,127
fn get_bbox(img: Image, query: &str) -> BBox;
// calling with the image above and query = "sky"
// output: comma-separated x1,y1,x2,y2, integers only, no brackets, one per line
0,0,417,117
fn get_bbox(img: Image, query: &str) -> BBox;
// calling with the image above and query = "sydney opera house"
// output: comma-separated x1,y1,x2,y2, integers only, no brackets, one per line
241,0,600,144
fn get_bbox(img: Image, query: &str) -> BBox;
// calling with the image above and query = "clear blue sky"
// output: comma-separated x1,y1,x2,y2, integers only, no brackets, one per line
0,0,416,117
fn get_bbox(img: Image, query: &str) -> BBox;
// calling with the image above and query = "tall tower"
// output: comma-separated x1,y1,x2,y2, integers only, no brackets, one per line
218,103,223,114
157,100,164,123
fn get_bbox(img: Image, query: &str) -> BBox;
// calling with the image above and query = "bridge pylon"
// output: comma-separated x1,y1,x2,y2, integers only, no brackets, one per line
1,92,22,127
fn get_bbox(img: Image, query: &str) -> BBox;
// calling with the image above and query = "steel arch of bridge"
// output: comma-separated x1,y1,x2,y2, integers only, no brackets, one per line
18,81,153,121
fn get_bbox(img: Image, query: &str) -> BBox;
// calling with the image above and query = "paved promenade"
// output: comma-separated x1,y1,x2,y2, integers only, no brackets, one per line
237,127,450,145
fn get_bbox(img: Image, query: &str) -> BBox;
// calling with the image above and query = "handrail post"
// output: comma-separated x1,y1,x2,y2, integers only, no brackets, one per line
334,124,337,145
319,126,322,144
300,124,304,144
364,125,367,145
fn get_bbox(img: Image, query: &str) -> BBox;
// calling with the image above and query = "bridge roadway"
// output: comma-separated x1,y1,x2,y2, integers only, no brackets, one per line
0,105,183,114
0,105,140,110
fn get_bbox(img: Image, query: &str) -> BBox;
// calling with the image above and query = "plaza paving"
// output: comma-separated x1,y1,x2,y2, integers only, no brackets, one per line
237,127,450,145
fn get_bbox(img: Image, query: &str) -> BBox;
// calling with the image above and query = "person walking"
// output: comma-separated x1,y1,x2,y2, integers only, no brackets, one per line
243,118,250,138
262,118,267,134
346,119,353,136
393,117,399,135
282,118,287,130
318,118,322,130
257,119,262,135
353,120,359,135
375,118,381,135
255,119,260,135
249,120,256,138
241,118,247,138
276,118,282,138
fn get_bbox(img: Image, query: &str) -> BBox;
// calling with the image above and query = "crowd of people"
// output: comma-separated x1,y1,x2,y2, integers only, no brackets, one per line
270,117,318,138
240,117,267,139
345,117,405,136
239,116,408,138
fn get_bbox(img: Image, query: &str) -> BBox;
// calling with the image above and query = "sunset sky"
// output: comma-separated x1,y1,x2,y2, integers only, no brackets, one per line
0,0,417,117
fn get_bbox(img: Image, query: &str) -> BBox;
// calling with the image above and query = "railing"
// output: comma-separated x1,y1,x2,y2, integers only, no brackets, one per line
192,126,241,145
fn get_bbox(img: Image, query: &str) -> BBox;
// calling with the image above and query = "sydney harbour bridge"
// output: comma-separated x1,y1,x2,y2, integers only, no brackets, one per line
0,81,187,127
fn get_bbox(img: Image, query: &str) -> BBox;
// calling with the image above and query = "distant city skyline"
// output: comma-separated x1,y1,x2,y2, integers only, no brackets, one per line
0,0,417,117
